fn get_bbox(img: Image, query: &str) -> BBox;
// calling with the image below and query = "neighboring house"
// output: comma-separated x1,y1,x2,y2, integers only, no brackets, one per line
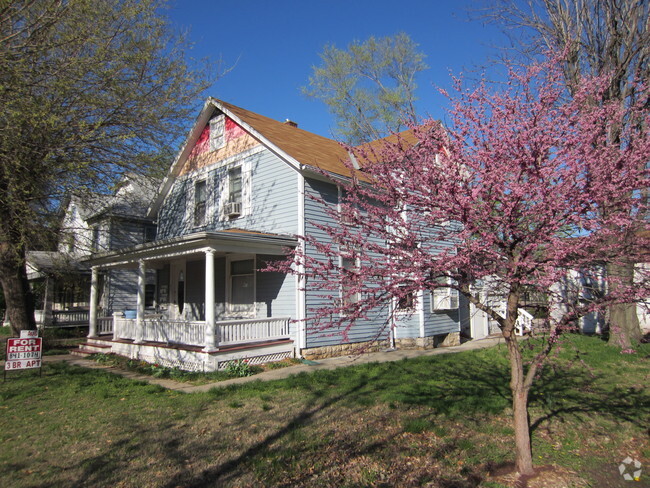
26,174,159,328
80,98,462,371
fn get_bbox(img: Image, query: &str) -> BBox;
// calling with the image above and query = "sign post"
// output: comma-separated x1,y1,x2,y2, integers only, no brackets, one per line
4,330,43,380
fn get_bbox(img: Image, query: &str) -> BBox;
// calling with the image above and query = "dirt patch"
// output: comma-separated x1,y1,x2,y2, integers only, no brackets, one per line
486,463,589,488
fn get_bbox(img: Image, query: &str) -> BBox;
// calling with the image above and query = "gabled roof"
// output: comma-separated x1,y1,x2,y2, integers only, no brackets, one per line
149,98,421,217
218,99,352,176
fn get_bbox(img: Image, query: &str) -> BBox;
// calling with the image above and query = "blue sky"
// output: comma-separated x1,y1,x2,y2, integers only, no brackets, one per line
167,1,510,138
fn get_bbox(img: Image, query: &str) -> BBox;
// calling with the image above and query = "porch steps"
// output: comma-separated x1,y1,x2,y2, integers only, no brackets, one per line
71,341,112,357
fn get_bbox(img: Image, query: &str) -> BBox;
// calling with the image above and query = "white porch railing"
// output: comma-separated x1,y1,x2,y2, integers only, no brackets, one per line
493,302,534,336
143,319,206,346
52,309,89,325
218,317,291,345
112,316,291,349
97,316,114,335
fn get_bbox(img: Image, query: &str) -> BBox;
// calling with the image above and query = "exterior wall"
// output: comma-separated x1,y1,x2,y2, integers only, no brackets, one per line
303,177,391,349
58,199,93,257
185,259,205,321
157,118,298,240
422,288,460,337
106,269,139,313
109,218,151,250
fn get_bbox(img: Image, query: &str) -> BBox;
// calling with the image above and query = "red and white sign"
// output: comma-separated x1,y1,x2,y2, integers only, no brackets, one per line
5,337,42,370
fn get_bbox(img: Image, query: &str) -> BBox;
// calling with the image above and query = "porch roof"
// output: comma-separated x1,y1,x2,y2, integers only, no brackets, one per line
83,229,298,269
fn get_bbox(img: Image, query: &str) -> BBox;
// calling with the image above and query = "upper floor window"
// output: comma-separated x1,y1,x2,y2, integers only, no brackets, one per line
91,225,100,251
225,166,242,218
194,180,207,226
209,115,225,151
143,225,157,243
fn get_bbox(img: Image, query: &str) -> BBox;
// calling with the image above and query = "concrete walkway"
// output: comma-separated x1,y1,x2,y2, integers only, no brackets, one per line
33,335,509,393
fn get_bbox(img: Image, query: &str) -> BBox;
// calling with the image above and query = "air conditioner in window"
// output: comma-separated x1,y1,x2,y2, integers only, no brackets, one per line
224,200,242,217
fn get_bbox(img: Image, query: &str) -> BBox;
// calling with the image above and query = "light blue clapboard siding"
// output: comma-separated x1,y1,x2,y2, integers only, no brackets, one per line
106,269,138,312
109,219,147,249
416,222,461,336
185,259,205,321
393,310,421,339
256,255,294,318
156,148,298,239
156,177,189,239
303,177,391,348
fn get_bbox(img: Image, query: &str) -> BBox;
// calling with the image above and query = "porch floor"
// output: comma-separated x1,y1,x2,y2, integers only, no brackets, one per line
106,337,294,354
89,334,293,354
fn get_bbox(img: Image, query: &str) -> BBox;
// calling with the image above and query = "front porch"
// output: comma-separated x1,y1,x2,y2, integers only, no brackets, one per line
82,315,293,371
83,230,298,371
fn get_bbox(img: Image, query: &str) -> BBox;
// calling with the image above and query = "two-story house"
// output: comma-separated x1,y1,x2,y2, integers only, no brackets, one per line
26,174,158,328
80,98,462,371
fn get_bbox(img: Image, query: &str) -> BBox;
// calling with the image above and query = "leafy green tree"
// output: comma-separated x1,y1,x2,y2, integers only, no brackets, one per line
483,0,649,347
0,0,211,334
304,32,427,144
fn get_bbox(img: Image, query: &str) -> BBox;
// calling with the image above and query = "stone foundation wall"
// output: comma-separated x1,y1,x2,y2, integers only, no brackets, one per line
301,332,462,360
437,331,461,347
301,339,390,360
394,337,435,350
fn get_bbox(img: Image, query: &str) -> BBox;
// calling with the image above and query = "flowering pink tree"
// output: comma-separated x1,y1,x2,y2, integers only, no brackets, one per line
276,60,649,475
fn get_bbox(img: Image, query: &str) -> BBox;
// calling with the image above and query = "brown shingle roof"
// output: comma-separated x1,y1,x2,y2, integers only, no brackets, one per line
218,99,353,177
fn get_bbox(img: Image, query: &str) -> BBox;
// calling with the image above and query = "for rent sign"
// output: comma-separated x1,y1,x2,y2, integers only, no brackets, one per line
5,337,43,370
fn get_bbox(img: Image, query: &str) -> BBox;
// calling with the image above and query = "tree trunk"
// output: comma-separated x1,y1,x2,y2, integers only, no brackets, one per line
503,304,535,476
607,262,642,348
0,242,36,335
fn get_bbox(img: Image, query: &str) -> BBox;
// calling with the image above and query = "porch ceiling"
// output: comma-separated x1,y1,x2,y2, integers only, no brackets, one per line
83,230,297,269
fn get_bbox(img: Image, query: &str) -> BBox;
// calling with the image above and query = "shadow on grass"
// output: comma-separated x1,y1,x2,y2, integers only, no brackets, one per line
41,344,649,487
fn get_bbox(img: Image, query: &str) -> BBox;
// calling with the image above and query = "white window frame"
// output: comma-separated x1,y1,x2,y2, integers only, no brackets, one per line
394,288,417,314
194,179,207,226
431,276,459,311
226,254,256,317
209,115,225,151
220,160,251,220
339,248,361,314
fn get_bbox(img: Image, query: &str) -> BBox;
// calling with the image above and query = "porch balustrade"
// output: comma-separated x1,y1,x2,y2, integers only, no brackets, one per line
97,316,114,335
52,309,89,325
217,317,291,345
112,315,291,349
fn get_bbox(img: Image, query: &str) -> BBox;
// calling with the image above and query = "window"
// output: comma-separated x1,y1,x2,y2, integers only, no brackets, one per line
340,253,360,309
225,166,242,218
91,226,100,251
229,258,255,315
431,277,459,311
145,284,156,308
194,180,207,226
396,290,416,312
143,225,156,243
209,115,225,151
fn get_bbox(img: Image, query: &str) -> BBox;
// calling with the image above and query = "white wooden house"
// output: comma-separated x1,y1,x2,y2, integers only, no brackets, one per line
25,174,159,328
80,99,462,371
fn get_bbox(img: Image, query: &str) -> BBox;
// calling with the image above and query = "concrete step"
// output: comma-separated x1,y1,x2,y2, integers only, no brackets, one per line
74,342,112,355
70,348,95,357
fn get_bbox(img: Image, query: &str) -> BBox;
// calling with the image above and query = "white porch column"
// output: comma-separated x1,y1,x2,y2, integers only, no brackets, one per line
88,266,99,338
134,260,146,344
203,248,218,352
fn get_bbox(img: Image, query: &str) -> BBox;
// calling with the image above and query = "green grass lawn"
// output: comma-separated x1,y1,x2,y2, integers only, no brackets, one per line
0,335,648,487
